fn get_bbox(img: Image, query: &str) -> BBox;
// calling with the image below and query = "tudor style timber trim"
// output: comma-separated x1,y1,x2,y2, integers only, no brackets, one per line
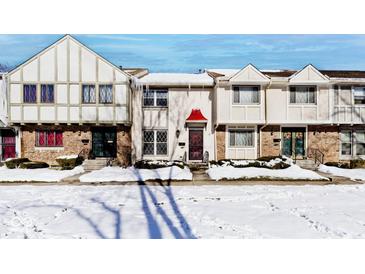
6,35,131,125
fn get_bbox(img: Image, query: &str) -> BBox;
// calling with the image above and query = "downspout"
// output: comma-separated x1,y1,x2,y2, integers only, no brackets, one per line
213,77,219,161
259,79,273,157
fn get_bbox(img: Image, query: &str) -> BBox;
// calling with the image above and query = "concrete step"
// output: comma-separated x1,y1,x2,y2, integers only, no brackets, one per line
82,158,109,171
295,159,318,170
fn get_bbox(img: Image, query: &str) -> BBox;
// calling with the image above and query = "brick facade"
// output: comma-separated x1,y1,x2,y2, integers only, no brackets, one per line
21,125,131,166
307,125,340,163
216,125,226,160
260,125,281,157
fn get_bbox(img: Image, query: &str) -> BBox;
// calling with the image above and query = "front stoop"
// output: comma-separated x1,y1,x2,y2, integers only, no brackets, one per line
188,163,211,181
295,159,319,170
82,158,109,171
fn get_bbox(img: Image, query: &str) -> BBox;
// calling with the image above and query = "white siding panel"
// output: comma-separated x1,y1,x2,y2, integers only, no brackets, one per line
81,48,96,82
115,85,127,105
10,84,21,103
40,48,55,81
57,40,68,81
115,70,127,82
69,41,79,82
10,70,20,82
231,107,245,121
98,59,113,82
69,84,79,104
10,106,21,121
56,84,68,104
82,107,97,121
288,107,302,121
23,106,38,121
40,106,55,121
302,107,317,120
116,107,127,121
69,107,79,122
98,106,113,121
143,109,168,128
22,60,38,81
246,107,261,121
57,107,68,122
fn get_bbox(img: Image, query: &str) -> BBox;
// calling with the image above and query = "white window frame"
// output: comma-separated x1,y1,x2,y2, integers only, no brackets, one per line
289,85,317,105
143,88,168,108
340,130,353,157
352,86,365,105
232,85,260,105
354,130,365,156
142,129,168,156
228,128,255,148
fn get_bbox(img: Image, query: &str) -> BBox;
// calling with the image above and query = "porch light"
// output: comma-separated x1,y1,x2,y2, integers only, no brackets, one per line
176,129,181,138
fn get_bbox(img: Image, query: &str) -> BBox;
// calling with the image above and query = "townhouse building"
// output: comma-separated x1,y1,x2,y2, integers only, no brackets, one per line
3,35,132,165
1,35,365,166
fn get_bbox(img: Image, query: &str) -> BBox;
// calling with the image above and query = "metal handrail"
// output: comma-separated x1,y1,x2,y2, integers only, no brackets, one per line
307,148,324,165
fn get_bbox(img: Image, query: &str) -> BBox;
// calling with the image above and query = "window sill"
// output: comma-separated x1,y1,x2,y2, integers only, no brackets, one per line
35,147,64,151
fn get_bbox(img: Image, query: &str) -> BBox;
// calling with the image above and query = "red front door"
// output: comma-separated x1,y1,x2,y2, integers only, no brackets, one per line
1,130,16,161
189,129,203,161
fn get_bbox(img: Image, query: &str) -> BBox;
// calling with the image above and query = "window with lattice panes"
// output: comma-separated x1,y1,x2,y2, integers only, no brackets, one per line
99,84,113,104
143,88,168,107
36,130,63,147
143,129,168,156
82,84,96,103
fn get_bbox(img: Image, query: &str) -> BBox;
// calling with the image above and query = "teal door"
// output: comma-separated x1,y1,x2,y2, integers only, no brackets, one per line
282,128,305,158
92,127,117,158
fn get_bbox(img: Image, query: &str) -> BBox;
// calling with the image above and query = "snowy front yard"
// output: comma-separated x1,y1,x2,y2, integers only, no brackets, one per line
0,166,84,182
2,184,365,238
318,164,365,181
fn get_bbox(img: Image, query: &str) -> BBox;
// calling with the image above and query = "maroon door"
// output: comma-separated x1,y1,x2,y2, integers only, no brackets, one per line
189,130,203,161
1,130,16,160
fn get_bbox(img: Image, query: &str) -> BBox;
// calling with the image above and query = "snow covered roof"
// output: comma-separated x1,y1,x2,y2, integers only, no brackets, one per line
139,72,214,86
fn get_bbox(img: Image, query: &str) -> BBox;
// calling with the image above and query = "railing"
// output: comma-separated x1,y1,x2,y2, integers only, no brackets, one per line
78,147,91,160
307,148,324,165
291,149,297,164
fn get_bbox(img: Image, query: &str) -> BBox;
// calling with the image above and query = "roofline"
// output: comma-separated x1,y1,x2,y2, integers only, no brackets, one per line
6,34,130,78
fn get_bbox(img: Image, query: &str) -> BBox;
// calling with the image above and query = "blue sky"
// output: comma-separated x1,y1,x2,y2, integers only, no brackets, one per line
1,34,365,72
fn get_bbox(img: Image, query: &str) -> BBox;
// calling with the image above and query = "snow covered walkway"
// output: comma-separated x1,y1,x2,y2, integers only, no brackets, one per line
2,184,365,239
318,165,365,181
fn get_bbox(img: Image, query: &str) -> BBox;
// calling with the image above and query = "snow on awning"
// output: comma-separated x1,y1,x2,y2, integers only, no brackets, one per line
186,109,208,123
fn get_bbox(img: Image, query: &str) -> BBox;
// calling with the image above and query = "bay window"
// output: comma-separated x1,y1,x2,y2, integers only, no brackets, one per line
290,86,316,104
36,130,63,147
229,129,254,147
233,86,259,104
143,129,168,155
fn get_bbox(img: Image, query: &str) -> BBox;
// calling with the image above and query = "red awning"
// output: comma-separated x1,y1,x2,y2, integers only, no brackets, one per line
186,109,207,122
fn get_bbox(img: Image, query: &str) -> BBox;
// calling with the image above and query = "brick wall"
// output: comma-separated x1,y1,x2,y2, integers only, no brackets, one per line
307,125,340,163
216,125,226,160
260,125,281,157
21,125,131,166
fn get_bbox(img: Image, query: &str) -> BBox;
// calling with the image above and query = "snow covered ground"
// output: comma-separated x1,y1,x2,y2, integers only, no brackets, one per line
208,164,327,181
2,184,365,239
79,166,192,182
0,166,84,182
318,165,365,181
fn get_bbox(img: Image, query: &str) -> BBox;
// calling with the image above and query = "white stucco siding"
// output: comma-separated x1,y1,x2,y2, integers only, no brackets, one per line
69,84,80,105
69,40,80,82
142,109,168,128
57,107,68,122
115,85,127,105
10,84,21,104
216,86,265,124
98,59,114,82
81,48,96,82
10,106,21,121
22,60,38,82
56,84,68,104
39,48,55,82
56,39,68,81
23,106,37,121
40,106,55,121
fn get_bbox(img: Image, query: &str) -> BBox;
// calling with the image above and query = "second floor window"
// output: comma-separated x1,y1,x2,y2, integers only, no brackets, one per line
36,130,63,147
99,84,113,104
233,86,259,104
353,87,365,104
41,84,54,103
23,84,37,103
82,84,96,103
229,129,254,147
290,86,316,104
143,88,168,107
